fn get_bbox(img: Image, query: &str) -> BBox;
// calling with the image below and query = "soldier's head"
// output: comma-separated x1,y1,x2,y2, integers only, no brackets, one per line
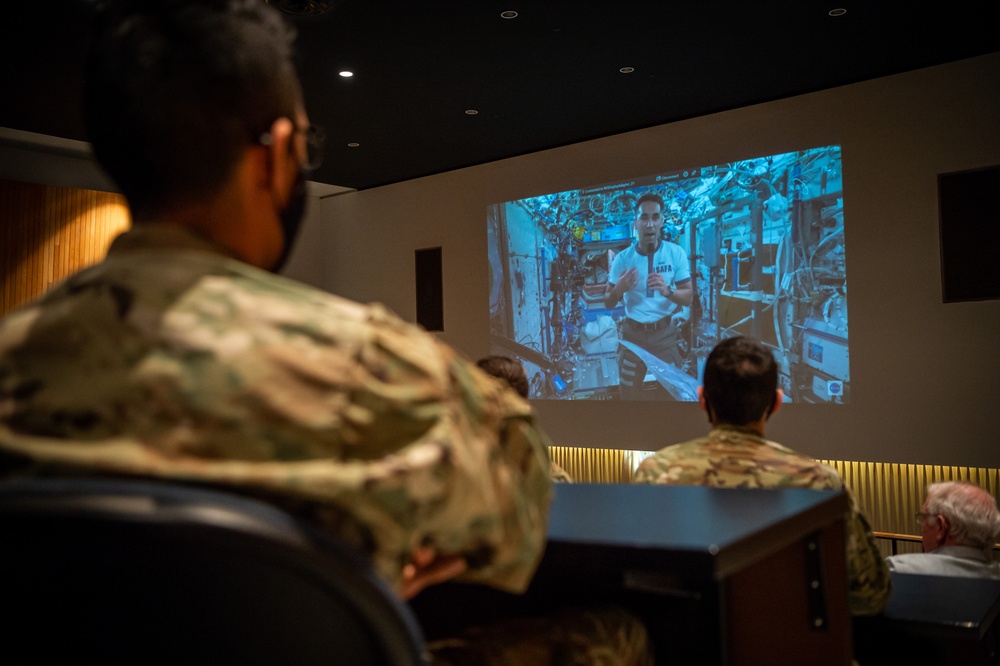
919,481,1000,553
699,336,783,428
83,0,317,269
477,355,529,399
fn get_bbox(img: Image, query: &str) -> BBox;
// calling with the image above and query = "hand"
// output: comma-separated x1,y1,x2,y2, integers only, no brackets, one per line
646,273,672,298
606,267,640,308
619,267,639,292
399,546,468,600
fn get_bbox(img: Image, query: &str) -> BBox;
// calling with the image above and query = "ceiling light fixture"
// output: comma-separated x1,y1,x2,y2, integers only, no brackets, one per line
339,71,354,78
500,11,518,19
347,143,360,148
828,8,847,16
465,109,479,115
620,67,634,74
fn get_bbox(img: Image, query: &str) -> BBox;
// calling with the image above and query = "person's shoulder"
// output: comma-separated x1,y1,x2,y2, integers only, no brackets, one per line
648,437,710,460
612,244,637,263
760,436,832,466
756,437,845,486
662,240,689,257
217,263,406,329
887,550,1000,579
885,552,946,576
163,258,454,376
632,437,713,484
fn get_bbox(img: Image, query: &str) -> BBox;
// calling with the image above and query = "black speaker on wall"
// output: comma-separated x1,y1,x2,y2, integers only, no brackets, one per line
415,247,443,331
938,165,1000,302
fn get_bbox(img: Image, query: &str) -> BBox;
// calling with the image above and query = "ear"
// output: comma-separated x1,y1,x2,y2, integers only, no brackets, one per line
769,389,784,418
936,514,950,544
697,386,708,412
263,117,296,207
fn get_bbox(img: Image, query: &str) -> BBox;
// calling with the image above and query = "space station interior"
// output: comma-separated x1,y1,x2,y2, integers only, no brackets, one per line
488,146,849,403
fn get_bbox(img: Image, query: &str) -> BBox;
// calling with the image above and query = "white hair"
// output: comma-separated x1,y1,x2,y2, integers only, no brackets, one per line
925,481,1000,550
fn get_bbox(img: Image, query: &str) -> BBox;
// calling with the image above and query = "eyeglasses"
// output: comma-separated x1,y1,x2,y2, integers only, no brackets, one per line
258,123,326,171
297,124,325,171
915,512,939,525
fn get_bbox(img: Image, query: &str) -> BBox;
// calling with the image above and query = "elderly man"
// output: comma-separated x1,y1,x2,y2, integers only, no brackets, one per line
886,481,1000,578
633,336,891,615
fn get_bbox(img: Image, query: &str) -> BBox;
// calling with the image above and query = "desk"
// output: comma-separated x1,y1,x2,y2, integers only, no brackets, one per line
854,573,1000,665
412,483,852,665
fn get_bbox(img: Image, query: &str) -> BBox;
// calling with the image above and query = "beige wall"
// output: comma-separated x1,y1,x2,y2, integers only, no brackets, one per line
314,53,1000,467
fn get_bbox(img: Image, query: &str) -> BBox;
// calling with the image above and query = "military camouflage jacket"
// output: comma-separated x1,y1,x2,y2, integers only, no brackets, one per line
0,225,553,595
633,425,890,616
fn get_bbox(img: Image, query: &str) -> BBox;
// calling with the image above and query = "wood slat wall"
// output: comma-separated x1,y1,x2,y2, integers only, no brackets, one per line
548,445,649,484
819,459,1000,558
1,178,130,317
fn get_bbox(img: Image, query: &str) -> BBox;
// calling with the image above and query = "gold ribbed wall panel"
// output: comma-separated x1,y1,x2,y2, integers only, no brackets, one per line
548,446,650,484
1,179,130,317
550,446,998,558
819,460,1000,557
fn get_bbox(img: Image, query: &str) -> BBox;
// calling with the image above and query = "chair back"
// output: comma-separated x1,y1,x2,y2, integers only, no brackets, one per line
0,477,428,665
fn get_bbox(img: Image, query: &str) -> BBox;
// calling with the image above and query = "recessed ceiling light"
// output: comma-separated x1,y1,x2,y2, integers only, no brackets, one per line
465,109,479,115
500,10,518,19
828,8,847,16
347,142,360,147
339,70,354,78
620,67,634,74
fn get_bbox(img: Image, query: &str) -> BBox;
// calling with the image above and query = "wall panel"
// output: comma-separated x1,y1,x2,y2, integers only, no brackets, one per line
0,178,129,316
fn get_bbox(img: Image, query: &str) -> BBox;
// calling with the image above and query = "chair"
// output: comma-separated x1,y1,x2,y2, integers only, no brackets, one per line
0,476,428,665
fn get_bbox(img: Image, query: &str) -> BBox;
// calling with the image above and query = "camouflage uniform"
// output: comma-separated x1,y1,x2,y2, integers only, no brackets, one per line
0,224,553,596
633,425,891,616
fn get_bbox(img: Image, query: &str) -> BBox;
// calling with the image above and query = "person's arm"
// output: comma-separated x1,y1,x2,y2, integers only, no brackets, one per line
362,319,553,596
671,284,693,306
646,275,693,306
664,243,695,306
843,488,892,615
605,267,638,309
631,448,682,484
270,300,554,598
665,243,695,306
604,282,621,309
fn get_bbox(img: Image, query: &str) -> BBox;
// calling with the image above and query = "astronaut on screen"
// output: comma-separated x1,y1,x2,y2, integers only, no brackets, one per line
604,192,694,400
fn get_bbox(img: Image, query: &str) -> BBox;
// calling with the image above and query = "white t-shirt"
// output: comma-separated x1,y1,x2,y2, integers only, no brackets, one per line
609,240,691,323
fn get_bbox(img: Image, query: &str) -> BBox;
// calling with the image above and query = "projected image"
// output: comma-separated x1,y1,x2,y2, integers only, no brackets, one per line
488,145,849,403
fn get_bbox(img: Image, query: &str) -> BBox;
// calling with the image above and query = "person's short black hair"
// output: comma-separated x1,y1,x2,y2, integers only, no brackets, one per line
476,355,529,399
83,0,302,218
634,192,665,215
702,336,778,425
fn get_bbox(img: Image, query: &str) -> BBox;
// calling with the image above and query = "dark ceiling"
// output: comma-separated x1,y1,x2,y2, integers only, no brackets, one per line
1,1,998,191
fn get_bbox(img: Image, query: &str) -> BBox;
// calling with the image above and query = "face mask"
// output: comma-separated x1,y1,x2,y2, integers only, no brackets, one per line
272,167,308,272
